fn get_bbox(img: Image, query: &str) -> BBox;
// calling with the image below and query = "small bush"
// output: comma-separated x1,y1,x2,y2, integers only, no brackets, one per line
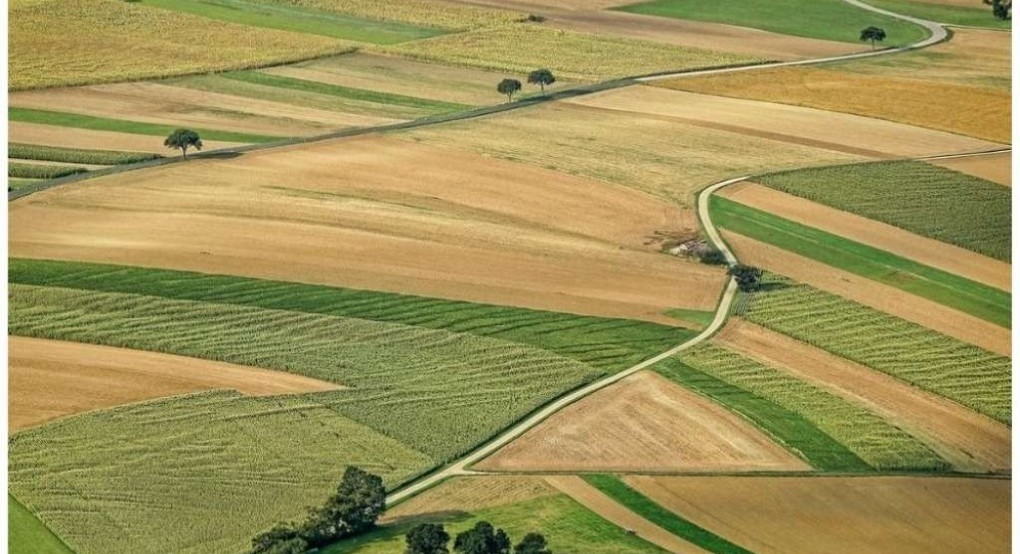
698,249,728,265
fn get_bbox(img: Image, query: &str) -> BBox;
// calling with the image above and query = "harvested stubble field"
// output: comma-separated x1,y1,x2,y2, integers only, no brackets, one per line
404,102,864,204
757,161,1012,262
9,336,341,432
8,121,244,154
743,274,1011,424
624,476,1010,554
9,0,354,90
476,371,809,473
717,320,1011,473
9,136,727,322
679,344,947,471
932,152,1011,187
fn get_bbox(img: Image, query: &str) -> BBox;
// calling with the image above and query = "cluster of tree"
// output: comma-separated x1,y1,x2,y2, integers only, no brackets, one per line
249,466,386,554
164,128,202,158
728,264,763,292
697,248,728,266
984,0,1012,19
406,521,552,554
497,69,557,103
859,26,886,49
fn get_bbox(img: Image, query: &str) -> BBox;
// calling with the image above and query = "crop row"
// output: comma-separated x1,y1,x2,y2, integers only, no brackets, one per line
8,162,86,180
9,143,161,165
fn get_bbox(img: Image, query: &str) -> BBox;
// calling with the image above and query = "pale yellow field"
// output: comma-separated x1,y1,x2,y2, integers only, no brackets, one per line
931,152,1012,186
8,121,245,154
10,0,353,90
274,0,522,30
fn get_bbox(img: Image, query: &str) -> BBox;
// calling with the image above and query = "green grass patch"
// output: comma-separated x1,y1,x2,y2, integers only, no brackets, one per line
655,358,871,471
8,178,41,191
583,474,752,554
743,273,1011,423
10,143,162,165
664,307,716,329
8,495,74,554
140,0,444,43
865,0,1011,29
10,259,692,372
8,162,87,180
9,107,282,144
758,160,1011,262
616,0,928,45
682,344,947,471
711,195,1011,327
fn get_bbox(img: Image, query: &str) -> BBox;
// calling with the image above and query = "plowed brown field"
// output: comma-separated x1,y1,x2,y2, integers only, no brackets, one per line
9,337,340,432
9,136,726,323
717,320,1011,472
475,371,809,472
625,475,1010,554
719,181,1011,291
723,232,1011,355
932,152,1012,187
9,121,244,154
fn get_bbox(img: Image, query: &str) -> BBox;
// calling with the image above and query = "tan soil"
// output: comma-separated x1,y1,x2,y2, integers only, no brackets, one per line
724,232,1011,356
9,158,109,170
9,121,244,154
625,475,1010,554
719,181,1011,291
717,320,1011,473
10,82,396,138
10,135,726,323
382,476,557,524
931,152,1012,187
476,371,810,472
545,475,711,554
8,336,341,432
569,86,1000,157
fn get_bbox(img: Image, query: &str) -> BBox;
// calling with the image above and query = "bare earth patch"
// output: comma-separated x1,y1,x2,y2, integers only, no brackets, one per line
476,371,809,472
9,121,244,154
9,135,726,323
931,152,1012,187
719,181,1011,291
625,475,1010,554
717,320,1011,473
8,336,341,432
383,476,557,524
724,232,1011,356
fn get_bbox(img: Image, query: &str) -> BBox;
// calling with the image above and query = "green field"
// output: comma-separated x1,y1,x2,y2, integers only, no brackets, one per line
582,475,752,554
9,107,282,144
655,358,871,471
681,344,947,471
616,0,928,45
10,259,693,373
757,160,1012,262
742,274,1011,423
665,308,716,329
8,162,87,180
10,391,432,554
711,196,1011,327
8,495,74,554
9,143,161,165
864,0,1011,29
140,0,444,43
8,178,40,191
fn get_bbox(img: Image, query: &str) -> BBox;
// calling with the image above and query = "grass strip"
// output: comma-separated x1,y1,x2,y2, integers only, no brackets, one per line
711,195,1010,328
8,162,87,180
8,178,41,191
10,143,162,165
223,70,470,113
8,494,74,554
664,308,716,328
655,358,871,471
9,107,283,144
583,474,754,554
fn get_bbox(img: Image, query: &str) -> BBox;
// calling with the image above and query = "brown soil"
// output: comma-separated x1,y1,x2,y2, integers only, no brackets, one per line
475,371,810,472
720,181,1011,291
545,475,711,554
625,475,1010,554
9,135,726,323
717,320,1011,473
8,336,341,432
569,86,1000,157
724,231,1011,356
382,476,557,524
931,152,1012,187
9,121,244,154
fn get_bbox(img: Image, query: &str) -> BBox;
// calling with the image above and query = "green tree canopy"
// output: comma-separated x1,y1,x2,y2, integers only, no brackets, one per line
406,523,451,554
859,26,886,49
728,264,763,292
497,79,522,103
301,466,387,548
514,532,552,554
454,521,511,554
163,128,202,158
527,69,556,93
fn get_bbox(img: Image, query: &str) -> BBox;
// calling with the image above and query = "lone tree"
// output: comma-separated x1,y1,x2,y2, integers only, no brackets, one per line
497,78,523,103
406,523,451,554
454,521,511,554
728,264,763,292
514,533,552,554
300,466,386,548
527,69,556,93
164,128,202,158
992,0,1012,19
859,26,886,50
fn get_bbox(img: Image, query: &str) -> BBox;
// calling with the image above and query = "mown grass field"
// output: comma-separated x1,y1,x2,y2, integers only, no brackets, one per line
8,162,87,180
757,161,1011,261
9,143,161,165
583,475,752,554
615,0,928,45
711,196,1011,327
865,0,1011,28
263,0,522,31
681,344,948,471
655,358,870,471
8,495,74,554
742,274,1011,424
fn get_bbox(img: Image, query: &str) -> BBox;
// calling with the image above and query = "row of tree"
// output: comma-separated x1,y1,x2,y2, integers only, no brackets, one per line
497,69,556,103
406,521,551,554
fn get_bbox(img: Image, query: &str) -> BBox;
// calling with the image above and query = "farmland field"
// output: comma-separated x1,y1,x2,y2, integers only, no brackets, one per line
863,0,1012,28
8,162,86,180
757,161,1012,261
932,152,1011,186
742,274,1012,423
9,144,161,165
8,494,73,554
